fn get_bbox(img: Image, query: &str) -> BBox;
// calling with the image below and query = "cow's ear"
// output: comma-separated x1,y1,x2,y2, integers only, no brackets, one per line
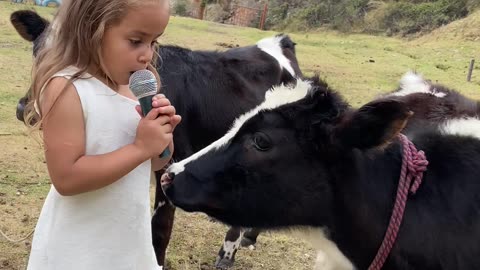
333,100,412,150
10,10,49,42
305,78,348,121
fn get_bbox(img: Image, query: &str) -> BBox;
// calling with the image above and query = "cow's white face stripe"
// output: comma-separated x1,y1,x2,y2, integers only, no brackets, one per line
256,35,296,77
167,79,313,175
440,117,480,140
388,71,446,98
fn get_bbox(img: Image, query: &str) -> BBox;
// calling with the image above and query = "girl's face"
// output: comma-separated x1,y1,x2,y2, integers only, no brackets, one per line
100,1,169,86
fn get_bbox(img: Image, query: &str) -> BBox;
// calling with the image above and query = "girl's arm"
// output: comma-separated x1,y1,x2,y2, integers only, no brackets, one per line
41,77,172,196
151,140,174,172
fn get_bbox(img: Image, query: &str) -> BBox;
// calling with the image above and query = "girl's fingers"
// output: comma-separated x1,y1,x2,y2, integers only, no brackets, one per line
135,105,143,117
161,123,173,133
153,115,171,125
170,115,182,132
171,115,182,127
145,107,161,120
152,97,170,108
152,94,165,101
156,106,175,116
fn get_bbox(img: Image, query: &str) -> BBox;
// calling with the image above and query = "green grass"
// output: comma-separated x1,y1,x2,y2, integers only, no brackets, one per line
0,1,479,269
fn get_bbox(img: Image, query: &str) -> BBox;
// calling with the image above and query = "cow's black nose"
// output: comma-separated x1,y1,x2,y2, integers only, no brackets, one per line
16,102,25,122
161,172,175,186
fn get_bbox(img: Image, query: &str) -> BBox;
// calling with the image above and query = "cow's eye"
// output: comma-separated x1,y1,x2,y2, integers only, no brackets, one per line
252,132,271,151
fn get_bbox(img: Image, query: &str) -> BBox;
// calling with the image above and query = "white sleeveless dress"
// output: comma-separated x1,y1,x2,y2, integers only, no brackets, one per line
27,67,161,270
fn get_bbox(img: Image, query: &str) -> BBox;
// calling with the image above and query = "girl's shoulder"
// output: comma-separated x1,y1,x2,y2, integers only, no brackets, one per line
40,66,92,93
54,66,82,78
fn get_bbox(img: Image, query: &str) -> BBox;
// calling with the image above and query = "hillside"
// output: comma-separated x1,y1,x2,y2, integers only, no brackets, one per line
416,9,480,42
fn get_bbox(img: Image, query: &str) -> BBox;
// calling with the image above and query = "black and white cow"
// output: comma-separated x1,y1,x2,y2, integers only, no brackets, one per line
152,36,301,268
10,10,302,269
162,75,480,269
384,71,480,136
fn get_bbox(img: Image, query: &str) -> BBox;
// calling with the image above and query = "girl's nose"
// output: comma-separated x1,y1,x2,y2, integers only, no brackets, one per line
139,48,154,64
139,54,151,64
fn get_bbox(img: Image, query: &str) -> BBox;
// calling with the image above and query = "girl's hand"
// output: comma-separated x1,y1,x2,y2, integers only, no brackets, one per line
135,94,182,131
134,109,172,158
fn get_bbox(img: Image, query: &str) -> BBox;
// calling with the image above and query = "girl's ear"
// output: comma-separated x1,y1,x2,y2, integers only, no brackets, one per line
333,100,413,150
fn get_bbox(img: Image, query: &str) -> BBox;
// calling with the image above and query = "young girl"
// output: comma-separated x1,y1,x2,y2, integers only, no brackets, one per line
24,0,180,269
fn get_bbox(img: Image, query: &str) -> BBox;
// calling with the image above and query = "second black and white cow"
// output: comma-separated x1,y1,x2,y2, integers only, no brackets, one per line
162,75,480,269
10,10,302,268
152,36,301,268
384,71,480,136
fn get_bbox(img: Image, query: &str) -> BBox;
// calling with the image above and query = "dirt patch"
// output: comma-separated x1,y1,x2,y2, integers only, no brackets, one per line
214,42,240,48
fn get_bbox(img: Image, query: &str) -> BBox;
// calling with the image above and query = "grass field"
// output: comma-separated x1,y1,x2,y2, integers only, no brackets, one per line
0,1,479,269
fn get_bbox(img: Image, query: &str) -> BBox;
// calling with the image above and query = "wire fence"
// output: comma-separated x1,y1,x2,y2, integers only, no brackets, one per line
188,2,268,30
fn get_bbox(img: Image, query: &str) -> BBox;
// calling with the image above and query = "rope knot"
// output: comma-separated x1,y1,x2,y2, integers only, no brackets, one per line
402,136,428,194
368,134,429,270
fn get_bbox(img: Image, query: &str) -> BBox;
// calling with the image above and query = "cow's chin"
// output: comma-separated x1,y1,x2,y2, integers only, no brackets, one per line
165,185,268,228
163,183,226,214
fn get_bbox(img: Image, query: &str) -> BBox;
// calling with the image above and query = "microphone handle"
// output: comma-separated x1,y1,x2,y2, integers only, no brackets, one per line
139,95,171,158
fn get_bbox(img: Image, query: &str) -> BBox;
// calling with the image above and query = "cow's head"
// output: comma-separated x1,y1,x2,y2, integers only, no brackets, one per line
278,34,302,78
161,77,412,229
11,10,50,123
255,34,303,85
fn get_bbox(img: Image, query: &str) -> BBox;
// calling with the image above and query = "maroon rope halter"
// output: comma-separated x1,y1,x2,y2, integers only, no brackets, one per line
368,134,429,270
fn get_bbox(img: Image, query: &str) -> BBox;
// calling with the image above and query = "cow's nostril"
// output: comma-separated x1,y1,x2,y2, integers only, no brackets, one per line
16,103,25,122
160,172,174,186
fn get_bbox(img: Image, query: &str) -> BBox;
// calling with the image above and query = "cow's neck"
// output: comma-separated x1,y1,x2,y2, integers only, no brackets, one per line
327,141,406,269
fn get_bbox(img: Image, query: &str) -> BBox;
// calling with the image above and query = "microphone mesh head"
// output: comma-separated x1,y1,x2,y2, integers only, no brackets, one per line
129,69,158,99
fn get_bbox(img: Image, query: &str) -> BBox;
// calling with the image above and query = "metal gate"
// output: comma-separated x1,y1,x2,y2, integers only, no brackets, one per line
227,3,268,29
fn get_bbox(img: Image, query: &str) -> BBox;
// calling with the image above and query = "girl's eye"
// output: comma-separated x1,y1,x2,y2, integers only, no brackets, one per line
130,39,142,46
252,132,272,151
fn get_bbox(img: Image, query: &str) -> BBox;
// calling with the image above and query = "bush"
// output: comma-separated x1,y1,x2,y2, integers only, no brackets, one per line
204,4,230,23
264,2,293,30
380,0,469,35
467,0,480,12
266,0,371,32
265,0,477,36
173,0,189,16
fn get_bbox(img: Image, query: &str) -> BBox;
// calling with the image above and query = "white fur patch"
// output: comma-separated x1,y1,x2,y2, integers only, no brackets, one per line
152,200,167,217
221,231,243,260
167,79,312,175
389,71,446,98
43,17,60,49
440,117,480,140
288,228,354,270
256,35,296,77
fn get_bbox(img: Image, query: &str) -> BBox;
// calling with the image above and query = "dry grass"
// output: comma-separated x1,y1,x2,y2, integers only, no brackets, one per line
414,9,480,43
0,1,479,269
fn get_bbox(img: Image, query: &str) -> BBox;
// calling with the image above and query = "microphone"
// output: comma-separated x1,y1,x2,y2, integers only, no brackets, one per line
129,69,170,158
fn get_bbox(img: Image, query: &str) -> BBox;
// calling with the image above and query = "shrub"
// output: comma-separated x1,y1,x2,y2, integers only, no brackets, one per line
264,0,477,36
173,0,189,16
380,0,469,36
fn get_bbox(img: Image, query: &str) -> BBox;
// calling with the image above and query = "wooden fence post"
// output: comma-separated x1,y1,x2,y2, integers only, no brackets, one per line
259,2,268,30
467,59,475,82
199,2,206,20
